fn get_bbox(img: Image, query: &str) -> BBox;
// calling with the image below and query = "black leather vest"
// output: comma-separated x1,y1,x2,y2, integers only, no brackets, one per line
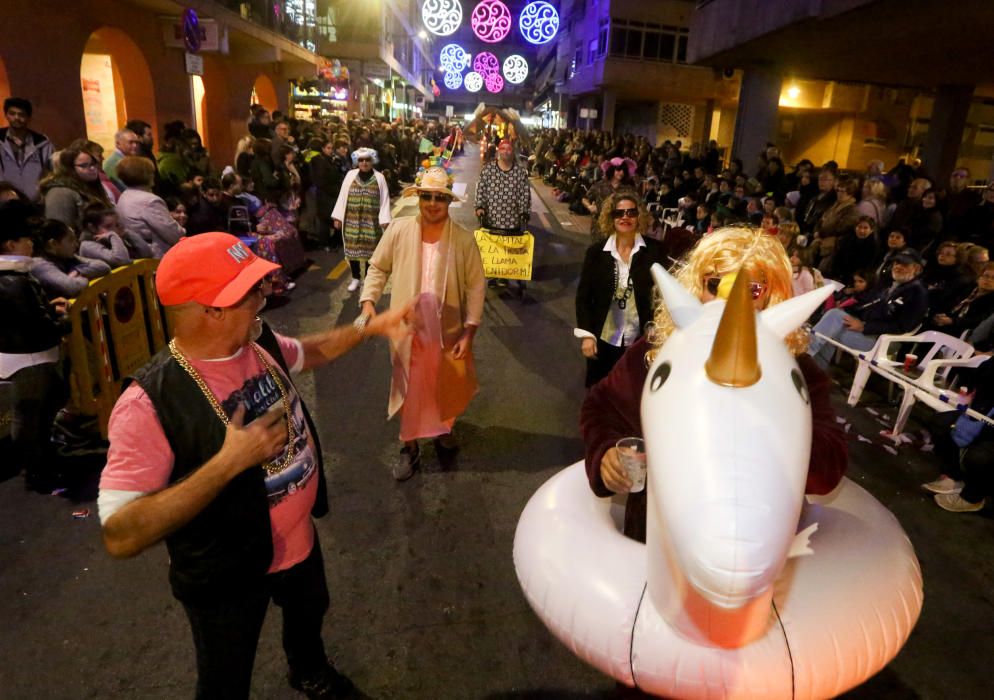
127,323,328,604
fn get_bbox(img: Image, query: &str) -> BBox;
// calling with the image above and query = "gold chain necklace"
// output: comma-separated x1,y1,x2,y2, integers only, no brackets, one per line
168,339,297,476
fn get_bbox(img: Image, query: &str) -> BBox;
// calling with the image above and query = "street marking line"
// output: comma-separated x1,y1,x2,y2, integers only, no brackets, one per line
327,260,349,280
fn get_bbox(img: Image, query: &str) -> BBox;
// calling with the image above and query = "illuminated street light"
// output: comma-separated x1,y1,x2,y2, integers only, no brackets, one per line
503,54,528,84
473,51,500,78
519,1,559,45
465,71,484,92
471,0,512,43
787,85,801,99
439,43,472,73
443,70,464,90
422,0,463,37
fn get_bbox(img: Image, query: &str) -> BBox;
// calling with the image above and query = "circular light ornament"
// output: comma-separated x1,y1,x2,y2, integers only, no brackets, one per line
464,71,484,92
422,0,463,37
439,43,472,73
485,73,505,93
519,1,559,45
471,0,512,43
443,70,464,90
502,54,529,84
473,51,500,78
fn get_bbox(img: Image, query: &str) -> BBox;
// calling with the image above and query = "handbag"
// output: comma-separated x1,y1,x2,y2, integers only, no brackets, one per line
951,406,994,448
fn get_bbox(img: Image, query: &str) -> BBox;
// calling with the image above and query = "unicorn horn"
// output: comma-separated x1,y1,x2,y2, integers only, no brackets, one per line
705,270,761,387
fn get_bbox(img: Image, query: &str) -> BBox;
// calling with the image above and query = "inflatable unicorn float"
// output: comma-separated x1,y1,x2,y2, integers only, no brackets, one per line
514,266,923,699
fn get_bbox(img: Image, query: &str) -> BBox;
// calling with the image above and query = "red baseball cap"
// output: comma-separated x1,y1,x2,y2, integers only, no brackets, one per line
156,233,280,307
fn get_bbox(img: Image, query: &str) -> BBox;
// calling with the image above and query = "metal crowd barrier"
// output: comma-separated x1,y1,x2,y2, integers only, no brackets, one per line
64,259,166,438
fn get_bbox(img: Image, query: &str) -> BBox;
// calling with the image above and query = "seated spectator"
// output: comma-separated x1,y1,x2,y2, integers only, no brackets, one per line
813,175,860,271
789,245,821,296
40,147,110,232
165,196,188,232
831,216,882,285
776,220,800,250
69,138,122,204
183,178,228,234
877,229,912,285
908,188,943,252
116,155,185,258
79,205,131,268
808,249,928,368
31,219,111,298
0,200,71,492
857,177,891,228
889,177,932,235
103,128,140,192
926,262,994,337
921,355,994,513
960,244,989,278
923,241,975,312
220,173,252,235
827,268,880,311
255,184,308,295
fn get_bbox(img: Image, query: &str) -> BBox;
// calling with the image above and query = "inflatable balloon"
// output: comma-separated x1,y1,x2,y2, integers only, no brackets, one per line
514,266,923,699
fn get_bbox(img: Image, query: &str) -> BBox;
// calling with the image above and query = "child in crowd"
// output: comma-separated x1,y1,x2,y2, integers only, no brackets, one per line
789,244,822,297
165,197,188,232
80,205,131,268
31,219,111,299
827,268,879,310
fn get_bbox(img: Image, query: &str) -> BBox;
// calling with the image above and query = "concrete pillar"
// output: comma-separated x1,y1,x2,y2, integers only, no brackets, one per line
730,68,782,170
701,98,716,144
921,84,973,185
601,90,617,134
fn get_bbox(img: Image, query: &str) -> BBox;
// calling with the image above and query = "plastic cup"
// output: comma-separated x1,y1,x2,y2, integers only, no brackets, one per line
616,437,647,493
903,353,918,371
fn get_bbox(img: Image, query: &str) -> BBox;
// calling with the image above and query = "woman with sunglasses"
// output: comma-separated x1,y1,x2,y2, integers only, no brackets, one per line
40,147,111,233
575,192,665,388
580,226,847,541
332,147,391,292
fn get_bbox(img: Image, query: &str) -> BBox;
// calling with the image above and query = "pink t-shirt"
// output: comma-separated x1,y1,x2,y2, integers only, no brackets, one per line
99,334,318,573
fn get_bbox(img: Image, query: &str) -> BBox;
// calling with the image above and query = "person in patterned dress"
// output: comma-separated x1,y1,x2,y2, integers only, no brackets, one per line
331,148,391,292
474,139,532,293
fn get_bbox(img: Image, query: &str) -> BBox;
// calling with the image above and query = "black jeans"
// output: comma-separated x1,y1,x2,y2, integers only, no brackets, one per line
10,361,66,479
930,411,994,503
182,535,330,699
585,339,628,388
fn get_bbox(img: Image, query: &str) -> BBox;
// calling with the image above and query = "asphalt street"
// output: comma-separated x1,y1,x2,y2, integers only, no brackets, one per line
1,147,992,699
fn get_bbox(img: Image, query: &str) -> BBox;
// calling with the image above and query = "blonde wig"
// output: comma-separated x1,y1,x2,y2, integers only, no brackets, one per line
646,226,808,365
597,190,652,239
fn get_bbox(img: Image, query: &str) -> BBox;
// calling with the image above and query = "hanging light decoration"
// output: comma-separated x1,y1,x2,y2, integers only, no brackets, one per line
502,54,528,84
422,0,462,37
471,0,512,43
439,43,472,73
485,73,505,93
464,71,484,92
473,51,500,78
519,1,559,45
443,70,464,90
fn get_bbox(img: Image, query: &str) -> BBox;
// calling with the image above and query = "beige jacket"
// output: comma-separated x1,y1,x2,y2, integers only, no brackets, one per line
361,215,486,418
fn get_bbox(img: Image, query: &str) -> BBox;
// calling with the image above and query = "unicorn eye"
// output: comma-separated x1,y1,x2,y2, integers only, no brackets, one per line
791,368,809,404
650,362,671,392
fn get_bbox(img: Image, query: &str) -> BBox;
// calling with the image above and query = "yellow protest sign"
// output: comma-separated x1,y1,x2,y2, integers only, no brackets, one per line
473,229,535,280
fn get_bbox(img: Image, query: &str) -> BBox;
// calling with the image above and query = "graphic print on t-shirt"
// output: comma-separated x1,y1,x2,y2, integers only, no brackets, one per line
220,367,316,508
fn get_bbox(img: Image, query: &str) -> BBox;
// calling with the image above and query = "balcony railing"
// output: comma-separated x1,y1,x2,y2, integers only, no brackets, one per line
220,0,318,51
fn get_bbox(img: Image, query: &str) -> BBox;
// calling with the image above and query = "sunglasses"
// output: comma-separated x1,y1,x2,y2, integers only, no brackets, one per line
419,193,451,203
611,208,639,219
703,276,767,300
357,158,373,163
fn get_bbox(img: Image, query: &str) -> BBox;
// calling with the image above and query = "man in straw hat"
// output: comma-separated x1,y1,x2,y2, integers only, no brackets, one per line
98,232,411,699
359,166,486,480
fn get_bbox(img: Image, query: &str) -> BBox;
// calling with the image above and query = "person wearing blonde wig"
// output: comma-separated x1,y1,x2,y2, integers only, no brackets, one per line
575,191,665,387
580,226,848,541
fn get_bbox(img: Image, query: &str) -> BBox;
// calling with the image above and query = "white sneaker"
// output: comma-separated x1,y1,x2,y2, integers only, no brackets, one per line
285,281,296,291
921,475,964,495
347,278,361,292
934,493,985,513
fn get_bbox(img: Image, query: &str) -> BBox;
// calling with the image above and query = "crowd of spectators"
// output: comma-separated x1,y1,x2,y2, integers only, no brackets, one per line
0,94,460,490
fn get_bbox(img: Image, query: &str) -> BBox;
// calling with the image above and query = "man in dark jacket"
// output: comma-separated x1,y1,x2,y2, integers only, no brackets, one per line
0,98,54,201
98,233,411,699
808,248,928,368
0,201,70,491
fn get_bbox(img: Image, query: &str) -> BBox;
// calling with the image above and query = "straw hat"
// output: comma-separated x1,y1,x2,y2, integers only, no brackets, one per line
402,166,464,201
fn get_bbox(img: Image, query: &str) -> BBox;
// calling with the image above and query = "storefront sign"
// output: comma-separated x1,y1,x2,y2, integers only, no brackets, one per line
473,230,534,280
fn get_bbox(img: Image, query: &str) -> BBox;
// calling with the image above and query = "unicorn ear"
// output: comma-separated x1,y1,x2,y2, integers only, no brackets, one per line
652,263,702,329
760,284,834,339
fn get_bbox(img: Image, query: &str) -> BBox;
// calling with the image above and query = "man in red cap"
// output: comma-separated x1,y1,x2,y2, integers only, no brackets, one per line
98,233,409,699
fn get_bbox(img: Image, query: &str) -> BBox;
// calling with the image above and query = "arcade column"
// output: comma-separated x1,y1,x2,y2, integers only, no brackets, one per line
730,68,782,167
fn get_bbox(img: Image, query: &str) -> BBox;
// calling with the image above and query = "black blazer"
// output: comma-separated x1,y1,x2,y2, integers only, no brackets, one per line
576,236,665,342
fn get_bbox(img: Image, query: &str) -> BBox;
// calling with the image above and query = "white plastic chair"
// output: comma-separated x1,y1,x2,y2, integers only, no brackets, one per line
884,354,990,435
845,330,975,407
